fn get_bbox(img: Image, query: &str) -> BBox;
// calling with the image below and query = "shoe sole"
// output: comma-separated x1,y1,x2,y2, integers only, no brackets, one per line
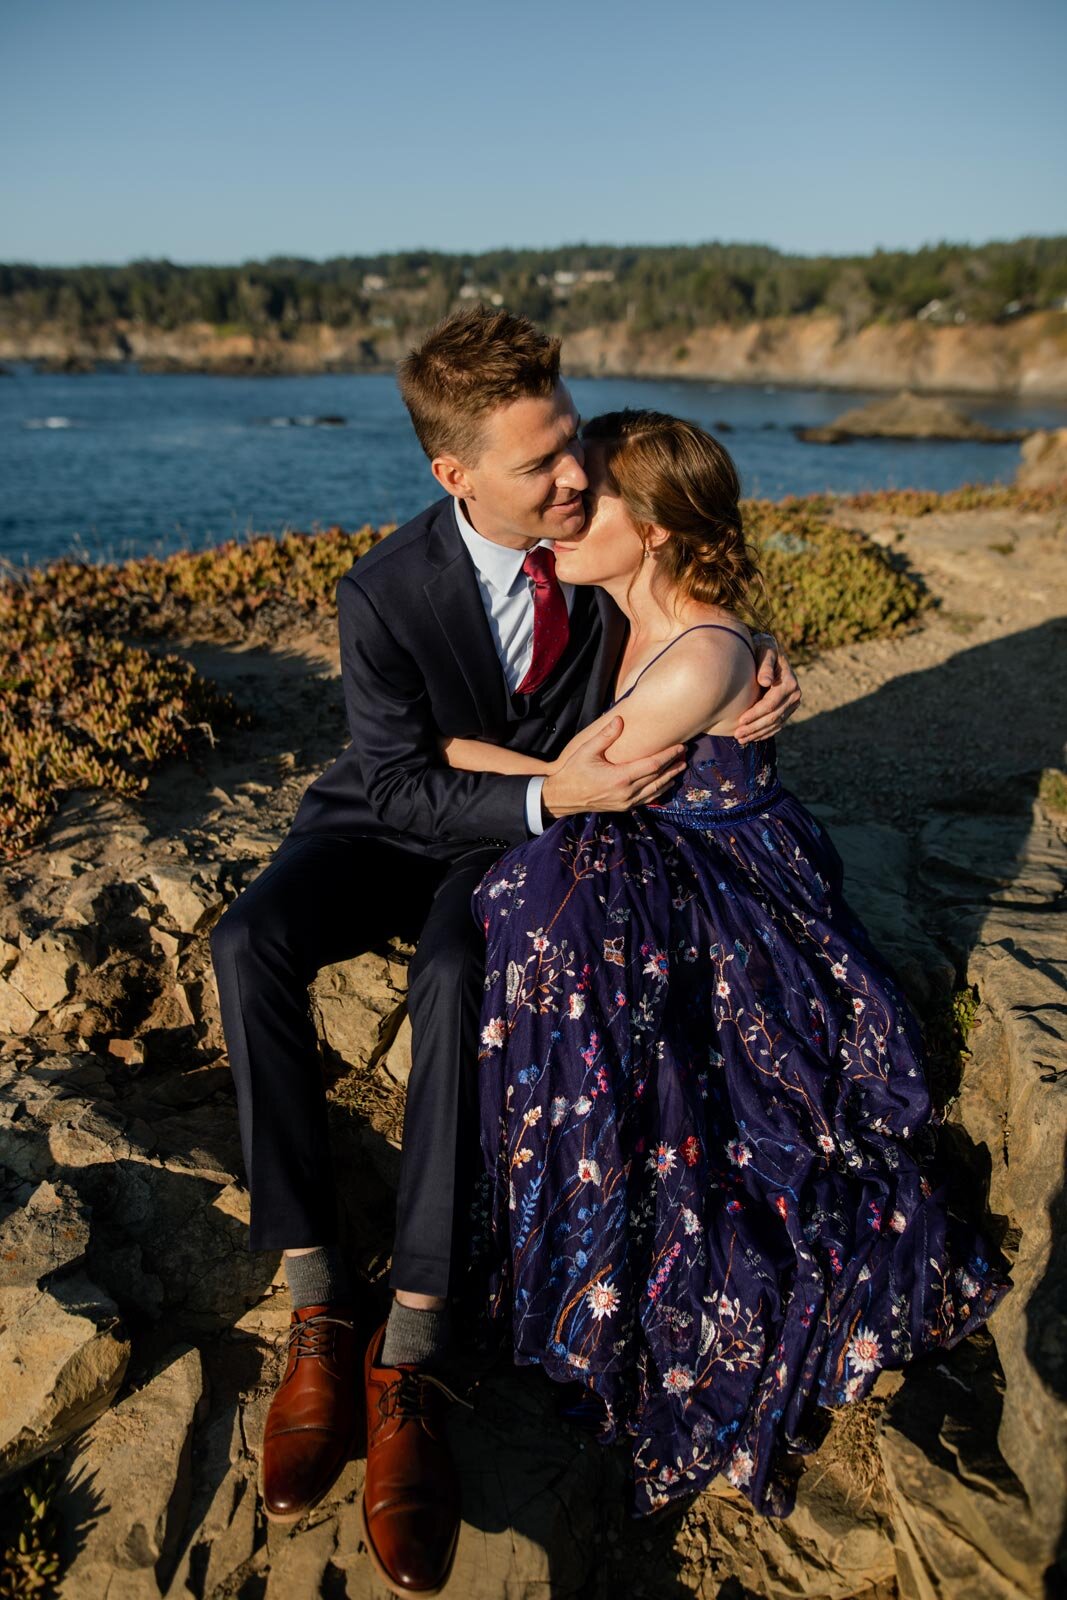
359,1495,459,1598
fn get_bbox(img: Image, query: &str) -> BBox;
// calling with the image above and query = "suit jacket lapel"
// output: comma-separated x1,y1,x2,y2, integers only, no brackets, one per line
421,503,628,733
423,506,509,732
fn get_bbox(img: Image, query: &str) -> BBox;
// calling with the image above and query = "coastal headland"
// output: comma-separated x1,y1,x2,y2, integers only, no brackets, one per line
5,237,1067,395
1,474,1065,1596
5,309,1067,398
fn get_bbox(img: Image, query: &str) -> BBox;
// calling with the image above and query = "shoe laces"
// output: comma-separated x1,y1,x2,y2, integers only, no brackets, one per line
378,1369,473,1423
284,1312,354,1362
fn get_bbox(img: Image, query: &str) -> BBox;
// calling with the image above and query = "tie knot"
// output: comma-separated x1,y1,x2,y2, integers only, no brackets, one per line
522,546,556,586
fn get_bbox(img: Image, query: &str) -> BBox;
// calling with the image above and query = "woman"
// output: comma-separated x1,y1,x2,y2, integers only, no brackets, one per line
443,410,1009,1518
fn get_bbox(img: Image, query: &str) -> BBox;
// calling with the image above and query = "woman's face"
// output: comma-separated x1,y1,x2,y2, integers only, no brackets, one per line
551,442,647,587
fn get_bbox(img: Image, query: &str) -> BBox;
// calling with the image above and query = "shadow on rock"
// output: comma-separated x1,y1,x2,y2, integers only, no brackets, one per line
780,620,1067,1597
782,616,1067,829
444,1358,695,1600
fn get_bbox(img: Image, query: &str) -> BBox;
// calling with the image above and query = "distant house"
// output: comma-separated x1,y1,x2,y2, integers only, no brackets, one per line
916,298,967,326
362,274,386,293
541,267,617,302
457,284,503,306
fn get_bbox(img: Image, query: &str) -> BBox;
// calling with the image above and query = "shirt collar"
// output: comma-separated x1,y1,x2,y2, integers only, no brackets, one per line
453,498,548,595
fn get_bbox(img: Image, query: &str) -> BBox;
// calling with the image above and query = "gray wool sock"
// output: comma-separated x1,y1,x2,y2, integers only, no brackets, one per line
380,1301,452,1369
284,1246,352,1311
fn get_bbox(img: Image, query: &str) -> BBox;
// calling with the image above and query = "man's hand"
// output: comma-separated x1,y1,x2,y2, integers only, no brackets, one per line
735,635,802,745
541,718,686,820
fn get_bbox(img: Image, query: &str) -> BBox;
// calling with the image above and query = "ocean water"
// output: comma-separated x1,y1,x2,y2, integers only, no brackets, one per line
2,364,1065,567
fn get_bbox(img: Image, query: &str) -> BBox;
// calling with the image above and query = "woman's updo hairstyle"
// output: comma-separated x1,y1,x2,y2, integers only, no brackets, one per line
582,409,769,629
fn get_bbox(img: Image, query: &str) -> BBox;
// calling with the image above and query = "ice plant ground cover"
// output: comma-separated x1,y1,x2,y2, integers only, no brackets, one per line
1,481,1064,859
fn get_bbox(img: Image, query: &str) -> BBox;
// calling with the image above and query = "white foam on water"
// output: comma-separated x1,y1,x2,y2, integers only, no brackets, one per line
24,416,76,429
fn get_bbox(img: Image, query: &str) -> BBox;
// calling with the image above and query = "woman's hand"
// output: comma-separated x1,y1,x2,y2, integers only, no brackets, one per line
735,635,802,744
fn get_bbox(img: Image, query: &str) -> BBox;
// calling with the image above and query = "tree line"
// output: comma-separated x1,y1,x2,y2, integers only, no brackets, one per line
1,237,1065,338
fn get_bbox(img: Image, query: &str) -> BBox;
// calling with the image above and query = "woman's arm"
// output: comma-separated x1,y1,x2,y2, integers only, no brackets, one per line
440,737,552,776
594,631,757,764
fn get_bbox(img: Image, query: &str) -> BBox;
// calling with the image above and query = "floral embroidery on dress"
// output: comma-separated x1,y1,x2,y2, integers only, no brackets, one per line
472,732,1010,1519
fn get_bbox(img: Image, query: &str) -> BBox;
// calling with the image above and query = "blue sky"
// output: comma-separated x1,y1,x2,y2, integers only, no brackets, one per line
2,0,1064,265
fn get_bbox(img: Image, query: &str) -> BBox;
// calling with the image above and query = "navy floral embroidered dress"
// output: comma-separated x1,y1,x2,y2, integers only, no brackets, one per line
472,625,1009,1519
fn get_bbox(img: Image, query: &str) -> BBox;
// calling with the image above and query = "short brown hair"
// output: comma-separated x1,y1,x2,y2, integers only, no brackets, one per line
582,409,769,627
397,305,562,464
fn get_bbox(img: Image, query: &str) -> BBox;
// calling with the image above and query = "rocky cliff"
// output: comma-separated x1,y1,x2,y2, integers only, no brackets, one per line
1,494,1065,1597
563,310,1067,399
3,310,1067,396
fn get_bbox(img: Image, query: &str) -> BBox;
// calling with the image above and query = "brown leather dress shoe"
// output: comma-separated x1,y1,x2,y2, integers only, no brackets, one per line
360,1323,468,1597
261,1302,358,1524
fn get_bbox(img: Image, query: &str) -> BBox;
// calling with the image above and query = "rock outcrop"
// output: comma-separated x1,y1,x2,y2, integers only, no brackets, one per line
5,309,1067,396
0,525,1064,1594
921,802,1067,1566
795,389,1028,445
57,1345,206,1596
0,778,1057,1597
0,1275,129,1480
562,309,1067,399
1016,427,1067,487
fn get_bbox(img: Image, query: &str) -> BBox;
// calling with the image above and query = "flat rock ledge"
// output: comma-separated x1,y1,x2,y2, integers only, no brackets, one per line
0,775,1063,1599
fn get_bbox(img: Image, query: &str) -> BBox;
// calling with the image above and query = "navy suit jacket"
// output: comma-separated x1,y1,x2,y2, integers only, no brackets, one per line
291,497,627,861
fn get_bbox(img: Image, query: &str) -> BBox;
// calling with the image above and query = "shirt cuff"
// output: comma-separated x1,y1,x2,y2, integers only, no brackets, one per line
525,776,547,836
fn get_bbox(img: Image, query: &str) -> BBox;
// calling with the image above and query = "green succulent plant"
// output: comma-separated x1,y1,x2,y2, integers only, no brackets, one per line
0,1463,60,1598
4,481,1061,860
0,588,240,857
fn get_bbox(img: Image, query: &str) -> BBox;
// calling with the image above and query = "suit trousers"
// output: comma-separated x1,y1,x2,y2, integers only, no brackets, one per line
209,831,501,1297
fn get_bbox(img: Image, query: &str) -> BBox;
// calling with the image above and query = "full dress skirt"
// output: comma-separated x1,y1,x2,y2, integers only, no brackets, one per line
471,734,1010,1517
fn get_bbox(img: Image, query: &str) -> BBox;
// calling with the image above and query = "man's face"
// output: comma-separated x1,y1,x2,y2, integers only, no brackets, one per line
434,382,588,548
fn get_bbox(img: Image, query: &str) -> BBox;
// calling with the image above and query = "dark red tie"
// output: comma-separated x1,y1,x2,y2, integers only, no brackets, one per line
516,546,569,695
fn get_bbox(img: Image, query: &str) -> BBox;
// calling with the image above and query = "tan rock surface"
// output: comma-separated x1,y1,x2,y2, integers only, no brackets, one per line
310,950,407,1075
0,1274,130,1479
927,811,1067,1553
0,974,40,1033
146,868,222,936
9,933,82,1013
0,1178,90,1287
1016,426,1067,487
0,496,1064,1594
58,1345,206,1598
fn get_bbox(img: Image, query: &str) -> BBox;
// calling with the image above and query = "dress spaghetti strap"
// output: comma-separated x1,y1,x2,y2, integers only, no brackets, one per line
612,623,756,706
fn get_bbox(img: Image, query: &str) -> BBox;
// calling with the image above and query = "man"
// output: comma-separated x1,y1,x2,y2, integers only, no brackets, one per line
210,306,799,1595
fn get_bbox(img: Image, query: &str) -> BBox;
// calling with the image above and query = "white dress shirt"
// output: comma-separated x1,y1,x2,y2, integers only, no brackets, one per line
453,497,576,836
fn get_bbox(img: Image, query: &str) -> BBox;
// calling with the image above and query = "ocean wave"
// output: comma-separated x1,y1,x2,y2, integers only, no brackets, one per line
256,415,347,428
23,416,78,429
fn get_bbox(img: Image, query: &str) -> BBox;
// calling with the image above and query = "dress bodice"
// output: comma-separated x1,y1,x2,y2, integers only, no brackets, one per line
644,734,781,827
608,623,782,828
